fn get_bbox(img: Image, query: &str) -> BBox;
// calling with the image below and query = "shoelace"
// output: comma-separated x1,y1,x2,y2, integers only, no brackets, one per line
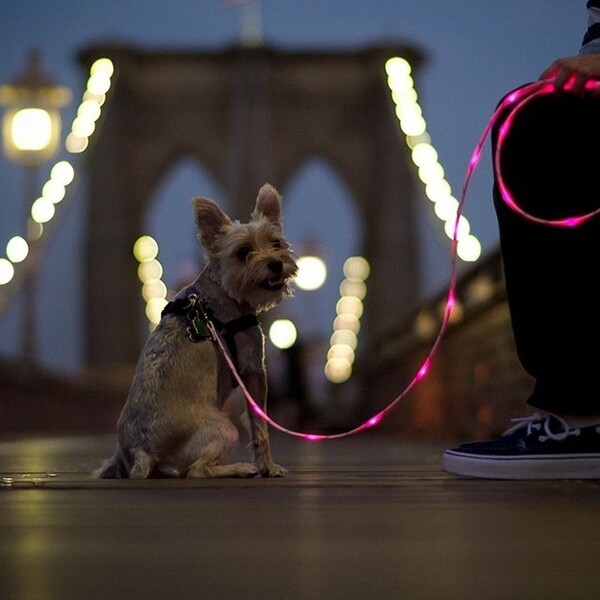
503,411,580,442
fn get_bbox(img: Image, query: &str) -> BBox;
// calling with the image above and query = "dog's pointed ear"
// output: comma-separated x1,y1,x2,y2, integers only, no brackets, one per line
252,183,282,228
192,196,232,249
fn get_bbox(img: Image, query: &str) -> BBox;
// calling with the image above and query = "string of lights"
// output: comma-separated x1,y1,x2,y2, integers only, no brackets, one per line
320,55,481,385
0,57,115,306
132,234,169,331
385,56,482,262
323,255,370,384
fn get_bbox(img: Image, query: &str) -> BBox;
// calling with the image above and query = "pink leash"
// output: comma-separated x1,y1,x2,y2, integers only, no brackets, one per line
209,77,600,441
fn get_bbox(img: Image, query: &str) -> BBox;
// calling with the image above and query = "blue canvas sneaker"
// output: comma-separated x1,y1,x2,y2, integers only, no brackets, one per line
442,412,600,479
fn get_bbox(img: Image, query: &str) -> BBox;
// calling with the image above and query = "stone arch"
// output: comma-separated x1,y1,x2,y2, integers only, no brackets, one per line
137,156,221,336
282,155,362,333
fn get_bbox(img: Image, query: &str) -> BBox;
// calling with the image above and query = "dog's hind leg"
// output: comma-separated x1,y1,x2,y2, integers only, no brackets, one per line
129,447,155,479
185,412,258,478
94,442,129,479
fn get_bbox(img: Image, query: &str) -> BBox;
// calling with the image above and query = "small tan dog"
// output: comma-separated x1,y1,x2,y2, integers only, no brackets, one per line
96,184,297,479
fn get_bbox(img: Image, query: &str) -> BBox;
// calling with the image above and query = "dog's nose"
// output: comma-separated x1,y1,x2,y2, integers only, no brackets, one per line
268,260,283,274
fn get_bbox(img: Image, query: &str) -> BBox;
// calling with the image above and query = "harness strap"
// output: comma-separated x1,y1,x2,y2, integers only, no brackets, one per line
161,294,258,388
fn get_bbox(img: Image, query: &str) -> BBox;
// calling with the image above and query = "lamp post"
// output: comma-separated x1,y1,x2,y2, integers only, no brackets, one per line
0,49,70,365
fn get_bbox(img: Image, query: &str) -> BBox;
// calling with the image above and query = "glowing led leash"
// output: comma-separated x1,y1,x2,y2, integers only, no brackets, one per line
494,78,600,227
209,76,599,442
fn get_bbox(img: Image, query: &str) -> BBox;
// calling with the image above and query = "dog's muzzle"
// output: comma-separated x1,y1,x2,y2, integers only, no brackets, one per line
260,260,286,290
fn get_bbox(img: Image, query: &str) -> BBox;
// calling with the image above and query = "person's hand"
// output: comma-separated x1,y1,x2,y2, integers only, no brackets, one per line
539,54,600,95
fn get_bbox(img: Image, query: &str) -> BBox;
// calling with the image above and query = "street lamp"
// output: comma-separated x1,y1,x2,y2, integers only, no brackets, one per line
1,50,70,166
0,49,70,364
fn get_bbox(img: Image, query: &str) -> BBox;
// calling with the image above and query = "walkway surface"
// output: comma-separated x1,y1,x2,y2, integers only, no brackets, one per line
1,430,599,600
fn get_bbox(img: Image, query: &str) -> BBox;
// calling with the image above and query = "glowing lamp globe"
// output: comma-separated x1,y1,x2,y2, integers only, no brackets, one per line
0,50,70,167
295,255,327,291
269,319,297,349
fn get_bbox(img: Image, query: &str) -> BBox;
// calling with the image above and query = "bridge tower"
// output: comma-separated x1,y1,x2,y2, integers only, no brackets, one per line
80,42,424,372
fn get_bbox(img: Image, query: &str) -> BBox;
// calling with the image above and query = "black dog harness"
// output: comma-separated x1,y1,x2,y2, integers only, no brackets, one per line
161,293,258,386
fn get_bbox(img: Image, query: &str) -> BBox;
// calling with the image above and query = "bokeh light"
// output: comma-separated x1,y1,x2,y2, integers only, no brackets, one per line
6,236,29,263
295,255,327,291
269,319,298,349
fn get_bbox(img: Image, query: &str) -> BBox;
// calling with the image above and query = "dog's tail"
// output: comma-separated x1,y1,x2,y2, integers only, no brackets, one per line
93,443,129,479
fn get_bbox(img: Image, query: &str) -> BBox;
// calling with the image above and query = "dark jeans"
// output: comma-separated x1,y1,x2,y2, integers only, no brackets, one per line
492,85,600,415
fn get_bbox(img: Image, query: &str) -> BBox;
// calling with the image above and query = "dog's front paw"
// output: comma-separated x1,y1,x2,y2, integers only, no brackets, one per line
260,462,288,478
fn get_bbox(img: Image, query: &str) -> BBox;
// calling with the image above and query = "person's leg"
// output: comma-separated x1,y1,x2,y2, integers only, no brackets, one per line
442,87,600,479
493,91,600,416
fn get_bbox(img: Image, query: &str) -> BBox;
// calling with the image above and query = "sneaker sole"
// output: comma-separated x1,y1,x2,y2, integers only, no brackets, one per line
442,450,600,480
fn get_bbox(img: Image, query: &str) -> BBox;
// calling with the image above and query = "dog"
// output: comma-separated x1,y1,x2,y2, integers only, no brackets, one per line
95,183,298,479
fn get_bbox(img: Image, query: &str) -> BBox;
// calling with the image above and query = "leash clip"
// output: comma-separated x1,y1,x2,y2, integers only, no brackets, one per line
184,293,214,343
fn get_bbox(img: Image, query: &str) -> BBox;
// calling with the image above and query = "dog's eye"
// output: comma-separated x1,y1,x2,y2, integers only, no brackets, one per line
236,246,252,261
272,239,282,250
